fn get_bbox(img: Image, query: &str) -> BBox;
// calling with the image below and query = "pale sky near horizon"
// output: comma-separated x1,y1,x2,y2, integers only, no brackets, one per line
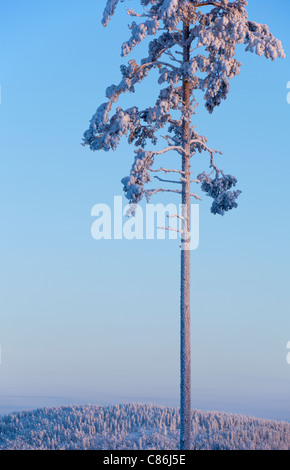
0,0,290,420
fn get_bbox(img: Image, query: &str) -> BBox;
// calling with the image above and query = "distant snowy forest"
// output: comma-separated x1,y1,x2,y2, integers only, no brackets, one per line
0,403,289,450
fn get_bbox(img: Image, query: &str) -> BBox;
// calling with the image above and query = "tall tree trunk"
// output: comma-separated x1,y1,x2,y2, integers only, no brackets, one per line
180,21,191,451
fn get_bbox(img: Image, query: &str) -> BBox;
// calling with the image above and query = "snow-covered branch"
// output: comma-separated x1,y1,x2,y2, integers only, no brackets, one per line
152,146,186,156
150,167,185,175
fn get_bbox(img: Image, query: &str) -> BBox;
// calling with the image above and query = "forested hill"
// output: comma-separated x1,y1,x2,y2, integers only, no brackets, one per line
0,403,289,450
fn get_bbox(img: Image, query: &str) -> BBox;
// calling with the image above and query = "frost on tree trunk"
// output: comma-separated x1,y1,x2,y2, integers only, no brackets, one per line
180,20,192,451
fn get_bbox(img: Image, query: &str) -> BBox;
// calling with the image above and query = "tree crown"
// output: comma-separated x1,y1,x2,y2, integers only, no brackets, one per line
83,0,285,215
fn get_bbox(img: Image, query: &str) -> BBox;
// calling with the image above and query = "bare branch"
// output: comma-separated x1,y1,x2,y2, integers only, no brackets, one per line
147,188,182,196
154,176,181,185
150,167,185,175
161,134,174,146
191,193,202,201
164,50,183,64
157,226,183,233
146,188,202,201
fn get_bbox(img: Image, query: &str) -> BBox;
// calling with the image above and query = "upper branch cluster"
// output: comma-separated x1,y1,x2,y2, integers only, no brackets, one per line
83,0,285,214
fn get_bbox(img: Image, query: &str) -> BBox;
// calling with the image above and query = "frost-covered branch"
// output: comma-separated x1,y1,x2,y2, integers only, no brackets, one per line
150,167,185,175
147,188,183,196
152,145,186,156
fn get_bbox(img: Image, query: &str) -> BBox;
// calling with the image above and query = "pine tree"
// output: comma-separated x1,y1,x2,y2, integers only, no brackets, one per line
83,0,285,450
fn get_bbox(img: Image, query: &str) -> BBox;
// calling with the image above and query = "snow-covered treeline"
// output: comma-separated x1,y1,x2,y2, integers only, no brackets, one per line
0,403,289,450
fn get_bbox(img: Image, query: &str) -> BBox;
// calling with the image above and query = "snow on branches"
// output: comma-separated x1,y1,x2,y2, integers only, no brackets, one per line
84,0,285,215
121,149,155,203
102,0,123,27
197,171,241,216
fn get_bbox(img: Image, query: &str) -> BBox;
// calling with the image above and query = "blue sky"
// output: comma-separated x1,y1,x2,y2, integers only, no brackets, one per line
0,0,290,420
